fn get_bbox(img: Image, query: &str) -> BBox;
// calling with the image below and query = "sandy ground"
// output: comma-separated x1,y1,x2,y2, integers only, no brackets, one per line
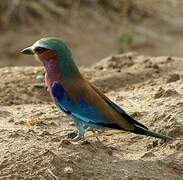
0,53,183,179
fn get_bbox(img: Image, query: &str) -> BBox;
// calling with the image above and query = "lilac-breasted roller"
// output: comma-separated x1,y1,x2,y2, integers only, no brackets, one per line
21,37,173,141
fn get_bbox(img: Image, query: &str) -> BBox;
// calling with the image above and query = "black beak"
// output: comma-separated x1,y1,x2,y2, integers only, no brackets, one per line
21,46,34,55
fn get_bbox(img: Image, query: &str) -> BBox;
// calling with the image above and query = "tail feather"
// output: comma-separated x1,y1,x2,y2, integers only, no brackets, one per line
132,124,173,141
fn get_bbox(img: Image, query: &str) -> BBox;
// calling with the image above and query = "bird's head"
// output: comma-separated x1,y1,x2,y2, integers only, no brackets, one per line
21,37,72,61
21,37,80,77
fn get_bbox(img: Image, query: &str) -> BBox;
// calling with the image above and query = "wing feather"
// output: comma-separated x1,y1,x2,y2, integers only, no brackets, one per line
89,83,148,129
51,80,136,131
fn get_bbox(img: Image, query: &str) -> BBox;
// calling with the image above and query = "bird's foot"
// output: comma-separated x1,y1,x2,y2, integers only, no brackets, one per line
67,130,84,142
72,123,85,142
67,130,78,139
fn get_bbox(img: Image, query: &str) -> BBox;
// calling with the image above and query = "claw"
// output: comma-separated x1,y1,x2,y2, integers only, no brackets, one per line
72,135,84,142
70,121,85,141
67,130,77,139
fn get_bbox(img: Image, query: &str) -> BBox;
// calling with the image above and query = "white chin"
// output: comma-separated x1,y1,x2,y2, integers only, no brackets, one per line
34,54,40,62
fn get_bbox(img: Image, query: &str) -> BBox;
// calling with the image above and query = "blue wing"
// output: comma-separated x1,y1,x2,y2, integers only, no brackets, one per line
51,82,146,130
51,82,107,125
51,82,171,140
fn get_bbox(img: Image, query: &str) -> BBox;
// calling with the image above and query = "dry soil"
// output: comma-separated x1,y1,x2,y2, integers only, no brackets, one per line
0,53,183,180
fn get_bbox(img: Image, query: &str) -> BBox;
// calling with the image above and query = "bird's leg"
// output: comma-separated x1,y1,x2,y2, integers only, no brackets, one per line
72,122,85,141
66,121,78,139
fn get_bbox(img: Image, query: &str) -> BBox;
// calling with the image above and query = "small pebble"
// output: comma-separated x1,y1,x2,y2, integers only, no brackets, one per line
81,140,91,145
112,159,118,163
75,155,82,162
36,74,44,80
14,120,26,125
147,140,159,150
166,56,172,61
51,137,61,142
60,139,71,145
40,130,50,136
8,118,14,123
141,152,156,158
64,166,73,174
69,122,75,126
166,73,180,83
106,148,113,155
9,131,20,138
49,121,57,126
154,87,179,99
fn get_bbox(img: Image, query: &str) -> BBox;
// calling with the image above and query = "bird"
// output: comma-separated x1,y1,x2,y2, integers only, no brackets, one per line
21,37,173,141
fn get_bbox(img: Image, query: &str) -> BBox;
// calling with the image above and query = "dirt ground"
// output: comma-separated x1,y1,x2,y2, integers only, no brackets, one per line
0,53,182,179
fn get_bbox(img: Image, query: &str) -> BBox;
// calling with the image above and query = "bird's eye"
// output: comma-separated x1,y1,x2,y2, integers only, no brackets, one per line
34,47,48,54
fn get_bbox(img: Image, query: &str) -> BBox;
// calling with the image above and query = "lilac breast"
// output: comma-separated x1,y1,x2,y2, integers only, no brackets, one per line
42,60,61,91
